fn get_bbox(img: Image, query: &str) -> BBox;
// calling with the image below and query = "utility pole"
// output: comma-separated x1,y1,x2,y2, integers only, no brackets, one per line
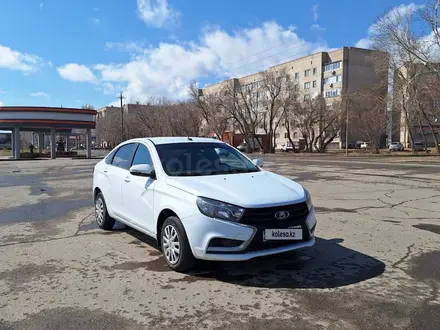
117,92,125,142
345,96,349,156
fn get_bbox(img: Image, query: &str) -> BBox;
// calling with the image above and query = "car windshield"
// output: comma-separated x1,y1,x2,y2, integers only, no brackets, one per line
155,142,260,176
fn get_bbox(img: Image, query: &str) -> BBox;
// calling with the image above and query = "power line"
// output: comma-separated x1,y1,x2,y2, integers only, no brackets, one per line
221,42,305,66
225,42,309,73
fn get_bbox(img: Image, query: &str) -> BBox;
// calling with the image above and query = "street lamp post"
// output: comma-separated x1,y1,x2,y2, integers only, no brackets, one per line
345,96,349,156
117,92,125,142
345,92,358,156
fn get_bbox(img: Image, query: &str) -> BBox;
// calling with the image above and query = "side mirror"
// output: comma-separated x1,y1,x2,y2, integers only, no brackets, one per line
129,164,155,178
252,159,264,167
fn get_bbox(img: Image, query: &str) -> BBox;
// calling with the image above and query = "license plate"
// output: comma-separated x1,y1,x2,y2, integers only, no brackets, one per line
264,229,303,240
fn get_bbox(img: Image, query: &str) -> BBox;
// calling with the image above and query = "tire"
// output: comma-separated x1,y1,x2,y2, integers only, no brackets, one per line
94,192,115,230
161,216,195,272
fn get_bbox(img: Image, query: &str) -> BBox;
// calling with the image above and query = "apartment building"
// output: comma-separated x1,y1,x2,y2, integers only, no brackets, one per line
394,62,440,147
200,46,388,149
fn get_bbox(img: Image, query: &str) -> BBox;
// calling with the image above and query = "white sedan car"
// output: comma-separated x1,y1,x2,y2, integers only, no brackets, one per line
93,137,317,271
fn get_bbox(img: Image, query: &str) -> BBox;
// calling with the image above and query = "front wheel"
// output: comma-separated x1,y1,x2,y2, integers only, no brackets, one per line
94,192,115,230
161,216,195,272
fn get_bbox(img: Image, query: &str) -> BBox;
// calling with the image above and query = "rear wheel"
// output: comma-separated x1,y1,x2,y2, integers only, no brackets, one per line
94,192,115,230
161,216,195,272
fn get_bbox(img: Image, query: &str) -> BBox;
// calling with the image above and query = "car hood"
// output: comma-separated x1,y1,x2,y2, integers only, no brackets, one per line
166,171,306,208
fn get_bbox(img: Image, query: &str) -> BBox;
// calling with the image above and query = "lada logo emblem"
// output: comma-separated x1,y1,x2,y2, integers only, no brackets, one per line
275,211,290,220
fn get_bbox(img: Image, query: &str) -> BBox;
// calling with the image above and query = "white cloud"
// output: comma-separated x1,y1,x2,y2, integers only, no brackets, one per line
59,21,328,101
311,24,325,31
0,44,44,73
105,41,144,53
30,91,50,99
136,0,180,28
312,4,319,22
0,100,3,106
355,38,373,49
57,63,98,83
356,3,424,49
90,17,101,25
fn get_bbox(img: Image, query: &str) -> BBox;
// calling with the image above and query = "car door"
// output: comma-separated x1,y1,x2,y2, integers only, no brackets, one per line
121,143,157,235
108,143,137,220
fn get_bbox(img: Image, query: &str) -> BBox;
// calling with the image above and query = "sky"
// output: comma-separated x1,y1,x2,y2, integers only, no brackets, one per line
0,0,427,108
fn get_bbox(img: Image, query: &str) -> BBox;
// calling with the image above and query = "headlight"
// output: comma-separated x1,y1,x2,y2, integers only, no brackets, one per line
305,188,313,210
196,197,244,222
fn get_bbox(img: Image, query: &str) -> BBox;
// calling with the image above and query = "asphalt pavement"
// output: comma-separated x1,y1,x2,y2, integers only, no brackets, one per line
0,155,439,329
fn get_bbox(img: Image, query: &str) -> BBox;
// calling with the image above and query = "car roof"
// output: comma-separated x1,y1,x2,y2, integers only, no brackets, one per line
129,137,224,145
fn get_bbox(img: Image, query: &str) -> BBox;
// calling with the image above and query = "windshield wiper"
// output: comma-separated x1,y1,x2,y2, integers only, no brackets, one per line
174,172,205,176
210,168,259,175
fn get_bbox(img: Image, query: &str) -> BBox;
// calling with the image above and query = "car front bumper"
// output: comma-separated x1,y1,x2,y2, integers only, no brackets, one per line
181,207,317,261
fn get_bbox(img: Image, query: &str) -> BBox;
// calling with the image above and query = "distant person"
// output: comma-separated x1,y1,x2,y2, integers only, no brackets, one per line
29,144,34,153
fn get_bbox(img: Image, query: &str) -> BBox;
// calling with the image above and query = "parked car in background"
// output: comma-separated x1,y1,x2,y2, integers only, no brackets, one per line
93,137,317,271
389,142,404,151
236,137,262,153
412,142,424,151
280,141,295,152
360,142,369,149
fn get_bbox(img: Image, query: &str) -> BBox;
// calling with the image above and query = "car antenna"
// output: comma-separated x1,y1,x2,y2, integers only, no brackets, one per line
187,136,193,141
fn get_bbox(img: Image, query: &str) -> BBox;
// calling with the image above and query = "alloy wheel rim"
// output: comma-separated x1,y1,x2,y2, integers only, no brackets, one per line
162,225,180,265
95,198,104,225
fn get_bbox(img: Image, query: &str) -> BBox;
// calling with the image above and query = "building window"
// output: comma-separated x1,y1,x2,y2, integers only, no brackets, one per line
295,72,299,80
304,69,311,77
304,82,311,89
323,75,342,84
324,89,341,98
275,133,280,138
324,61,342,72
313,68,317,75
284,133,288,138
312,80,317,88
304,94,311,101
293,132,298,139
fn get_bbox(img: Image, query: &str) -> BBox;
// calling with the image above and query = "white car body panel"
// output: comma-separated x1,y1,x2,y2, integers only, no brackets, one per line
166,171,306,208
93,137,316,262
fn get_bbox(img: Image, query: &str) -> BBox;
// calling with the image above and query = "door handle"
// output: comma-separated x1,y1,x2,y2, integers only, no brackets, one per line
103,168,108,173
124,176,131,183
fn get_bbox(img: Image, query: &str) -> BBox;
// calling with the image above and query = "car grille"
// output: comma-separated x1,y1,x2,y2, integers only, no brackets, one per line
240,202,309,226
240,202,311,252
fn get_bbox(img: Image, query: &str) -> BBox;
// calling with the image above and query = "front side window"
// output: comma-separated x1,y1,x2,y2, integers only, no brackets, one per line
112,143,136,169
132,144,153,167
155,142,260,176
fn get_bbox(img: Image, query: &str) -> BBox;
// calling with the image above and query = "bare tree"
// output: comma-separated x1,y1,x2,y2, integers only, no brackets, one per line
370,3,440,153
189,82,231,139
258,70,287,152
349,87,388,153
217,80,266,152
291,96,342,153
95,110,123,148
